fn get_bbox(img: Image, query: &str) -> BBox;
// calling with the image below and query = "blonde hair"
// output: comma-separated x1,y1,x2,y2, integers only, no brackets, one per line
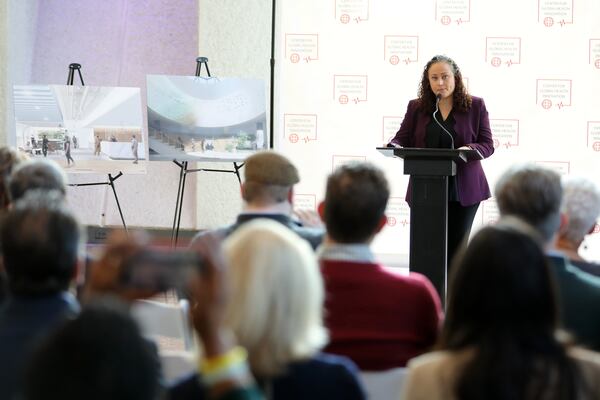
223,219,328,378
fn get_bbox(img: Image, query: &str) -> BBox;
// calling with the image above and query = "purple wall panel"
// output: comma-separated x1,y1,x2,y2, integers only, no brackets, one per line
31,0,198,87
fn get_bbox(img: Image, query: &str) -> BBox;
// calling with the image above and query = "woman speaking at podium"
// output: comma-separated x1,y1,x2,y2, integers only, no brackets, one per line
388,54,494,267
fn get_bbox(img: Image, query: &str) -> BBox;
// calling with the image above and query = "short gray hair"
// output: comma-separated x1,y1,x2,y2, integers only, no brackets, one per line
8,159,67,203
495,164,562,243
560,177,600,245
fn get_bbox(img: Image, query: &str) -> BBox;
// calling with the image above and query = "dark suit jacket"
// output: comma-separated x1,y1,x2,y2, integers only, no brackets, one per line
570,259,600,277
389,96,495,206
169,353,366,400
0,292,80,399
547,255,600,351
192,213,324,250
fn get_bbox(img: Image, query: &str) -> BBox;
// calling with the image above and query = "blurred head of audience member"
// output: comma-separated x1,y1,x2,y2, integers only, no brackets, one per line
494,163,563,245
23,298,162,400
322,161,389,243
8,158,67,204
494,164,600,353
556,177,600,262
0,147,28,302
438,218,586,399
317,162,442,371
1,190,80,297
241,150,299,212
223,218,327,378
0,190,81,400
0,146,28,211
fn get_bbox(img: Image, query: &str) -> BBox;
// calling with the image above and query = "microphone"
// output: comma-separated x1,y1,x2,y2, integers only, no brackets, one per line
433,93,454,149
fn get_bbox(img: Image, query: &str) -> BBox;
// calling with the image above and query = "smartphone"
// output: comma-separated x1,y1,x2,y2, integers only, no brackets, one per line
119,249,203,292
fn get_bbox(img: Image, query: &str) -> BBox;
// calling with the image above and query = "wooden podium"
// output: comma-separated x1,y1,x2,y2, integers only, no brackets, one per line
377,147,482,305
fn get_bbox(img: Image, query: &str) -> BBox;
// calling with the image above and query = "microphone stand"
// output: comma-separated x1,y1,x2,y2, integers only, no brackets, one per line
433,95,455,149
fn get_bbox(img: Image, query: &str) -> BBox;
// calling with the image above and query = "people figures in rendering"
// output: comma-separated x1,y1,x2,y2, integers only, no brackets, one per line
64,135,75,166
387,54,494,268
131,135,139,164
94,135,101,156
42,135,49,157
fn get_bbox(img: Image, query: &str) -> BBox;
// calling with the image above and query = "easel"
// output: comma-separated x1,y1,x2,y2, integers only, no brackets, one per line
170,57,244,247
65,63,128,231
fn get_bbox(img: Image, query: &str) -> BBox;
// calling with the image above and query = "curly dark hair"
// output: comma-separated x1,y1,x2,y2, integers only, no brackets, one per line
417,55,472,114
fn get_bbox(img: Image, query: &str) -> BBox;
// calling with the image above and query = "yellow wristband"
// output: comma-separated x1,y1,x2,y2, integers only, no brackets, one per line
200,346,248,375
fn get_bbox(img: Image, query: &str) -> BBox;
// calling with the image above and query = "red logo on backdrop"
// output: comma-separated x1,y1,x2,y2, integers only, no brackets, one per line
593,142,600,152
389,55,400,65
595,59,600,69
340,14,350,24
339,95,349,104
594,224,600,234
387,216,397,227
544,17,554,27
289,134,299,143
542,99,552,109
290,53,300,63
493,138,500,148
441,15,451,25
491,57,501,67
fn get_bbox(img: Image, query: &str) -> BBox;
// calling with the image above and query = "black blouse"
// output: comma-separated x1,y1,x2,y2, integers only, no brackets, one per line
426,110,459,202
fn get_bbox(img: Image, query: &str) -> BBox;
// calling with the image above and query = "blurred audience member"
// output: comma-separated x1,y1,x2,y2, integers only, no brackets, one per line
0,146,28,303
0,191,81,400
318,162,442,370
403,218,600,400
23,298,162,400
495,164,600,351
191,151,323,249
82,231,263,400
555,177,600,276
0,146,28,211
173,219,365,400
188,234,263,400
8,158,67,203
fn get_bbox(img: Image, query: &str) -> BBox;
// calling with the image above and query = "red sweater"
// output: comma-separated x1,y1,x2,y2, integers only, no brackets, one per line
321,259,443,371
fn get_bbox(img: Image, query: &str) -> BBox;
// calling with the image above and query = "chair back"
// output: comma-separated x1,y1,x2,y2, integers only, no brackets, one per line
159,350,196,382
131,299,193,351
360,367,408,400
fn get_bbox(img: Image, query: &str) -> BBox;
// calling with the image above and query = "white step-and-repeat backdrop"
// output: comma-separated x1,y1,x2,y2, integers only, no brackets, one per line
275,0,600,262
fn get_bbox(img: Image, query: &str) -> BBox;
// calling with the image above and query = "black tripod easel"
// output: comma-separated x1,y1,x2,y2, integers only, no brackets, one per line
170,57,245,247
65,63,128,231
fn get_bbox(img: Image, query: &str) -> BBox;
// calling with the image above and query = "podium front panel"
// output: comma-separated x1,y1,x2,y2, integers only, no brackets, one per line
404,159,456,177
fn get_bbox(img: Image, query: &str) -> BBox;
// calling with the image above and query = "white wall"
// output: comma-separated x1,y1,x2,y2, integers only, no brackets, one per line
274,0,600,261
1,0,201,230
194,0,272,229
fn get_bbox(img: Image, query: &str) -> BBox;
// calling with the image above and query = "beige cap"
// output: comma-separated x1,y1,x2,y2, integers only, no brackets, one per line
244,151,299,186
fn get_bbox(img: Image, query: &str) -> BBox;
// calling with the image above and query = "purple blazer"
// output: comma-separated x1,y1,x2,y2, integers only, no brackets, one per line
389,96,494,206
